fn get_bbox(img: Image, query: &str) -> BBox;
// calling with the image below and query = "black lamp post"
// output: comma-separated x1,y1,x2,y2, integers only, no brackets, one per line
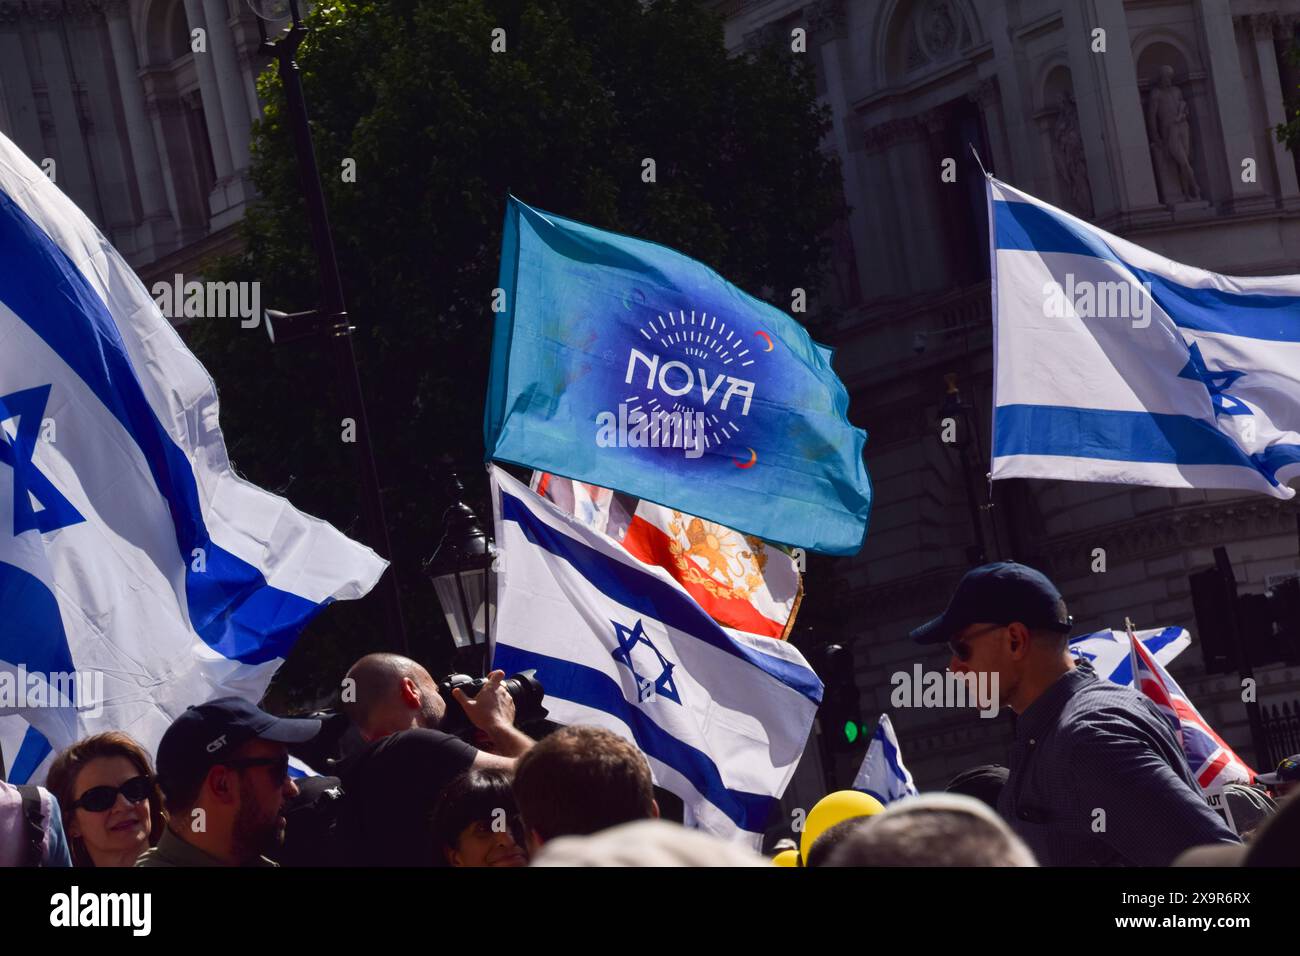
941,372,991,566
426,473,495,677
250,0,407,653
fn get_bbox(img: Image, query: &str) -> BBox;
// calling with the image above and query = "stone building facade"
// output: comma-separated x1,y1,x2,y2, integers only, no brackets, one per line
0,0,270,283
714,0,1300,804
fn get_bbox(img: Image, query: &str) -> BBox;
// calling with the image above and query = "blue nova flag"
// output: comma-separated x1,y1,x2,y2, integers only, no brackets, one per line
989,176,1300,497
490,465,821,845
0,132,386,784
486,197,871,554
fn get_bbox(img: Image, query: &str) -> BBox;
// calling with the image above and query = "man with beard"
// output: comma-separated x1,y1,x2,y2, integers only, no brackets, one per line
331,654,533,866
137,698,320,867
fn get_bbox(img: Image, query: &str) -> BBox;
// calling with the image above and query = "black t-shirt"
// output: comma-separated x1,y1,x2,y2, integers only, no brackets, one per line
336,728,478,867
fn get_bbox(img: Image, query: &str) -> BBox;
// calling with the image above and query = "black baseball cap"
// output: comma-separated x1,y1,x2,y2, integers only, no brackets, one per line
155,696,321,792
1255,755,1300,786
910,561,1073,645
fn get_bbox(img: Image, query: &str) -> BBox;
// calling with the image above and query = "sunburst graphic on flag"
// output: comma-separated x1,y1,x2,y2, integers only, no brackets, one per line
623,308,757,455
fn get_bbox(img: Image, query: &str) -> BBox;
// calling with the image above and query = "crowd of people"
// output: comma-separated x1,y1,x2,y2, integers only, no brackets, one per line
1,644,1296,868
2,559,1299,867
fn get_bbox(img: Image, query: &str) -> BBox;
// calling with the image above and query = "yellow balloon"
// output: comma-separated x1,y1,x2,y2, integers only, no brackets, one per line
800,790,884,863
771,849,800,867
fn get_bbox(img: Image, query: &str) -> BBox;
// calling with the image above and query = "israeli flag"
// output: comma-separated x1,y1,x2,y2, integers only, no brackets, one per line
989,176,1300,497
490,465,820,846
0,132,386,784
851,713,918,805
1068,626,1190,685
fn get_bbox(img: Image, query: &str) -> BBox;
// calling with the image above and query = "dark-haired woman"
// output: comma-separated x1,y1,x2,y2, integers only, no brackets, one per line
47,732,165,867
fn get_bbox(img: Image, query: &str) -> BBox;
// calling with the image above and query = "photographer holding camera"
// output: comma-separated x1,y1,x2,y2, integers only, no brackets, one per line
331,653,534,866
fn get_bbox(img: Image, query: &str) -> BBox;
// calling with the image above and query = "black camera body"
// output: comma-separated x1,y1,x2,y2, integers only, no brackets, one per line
436,669,549,738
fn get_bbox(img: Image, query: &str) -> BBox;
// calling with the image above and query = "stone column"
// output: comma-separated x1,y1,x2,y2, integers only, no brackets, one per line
1195,0,1269,207
104,0,176,254
229,12,264,123
982,0,1036,187
0,66,10,134
885,115,949,293
181,0,234,182
141,76,203,241
807,0,869,306
37,25,101,223
968,77,1011,179
0,32,43,153
1063,0,1163,219
857,129,908,300
1250,14,1300,202
201,0,251,171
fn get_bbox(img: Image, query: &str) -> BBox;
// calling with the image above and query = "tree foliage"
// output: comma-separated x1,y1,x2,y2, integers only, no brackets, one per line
187,0,846,705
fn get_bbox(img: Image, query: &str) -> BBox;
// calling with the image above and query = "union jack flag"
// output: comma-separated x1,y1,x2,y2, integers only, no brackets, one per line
1127,629,1255,791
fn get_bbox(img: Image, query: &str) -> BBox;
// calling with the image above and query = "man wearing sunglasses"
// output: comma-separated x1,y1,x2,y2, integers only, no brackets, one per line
911,561,1237,866
137,697,320,867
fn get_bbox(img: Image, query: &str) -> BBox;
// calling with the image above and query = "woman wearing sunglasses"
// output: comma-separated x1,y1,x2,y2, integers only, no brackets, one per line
46,732,166,867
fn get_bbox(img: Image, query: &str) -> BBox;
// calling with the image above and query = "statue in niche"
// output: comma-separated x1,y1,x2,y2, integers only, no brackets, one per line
1051,91,1095,218
1146,65,1201,203
830,216,861,307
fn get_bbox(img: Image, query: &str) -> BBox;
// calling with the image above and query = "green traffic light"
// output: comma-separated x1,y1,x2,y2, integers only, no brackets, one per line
844,720,858,743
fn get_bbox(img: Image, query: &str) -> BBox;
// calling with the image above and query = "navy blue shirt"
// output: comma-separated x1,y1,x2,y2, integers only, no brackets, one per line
997,667,1239,865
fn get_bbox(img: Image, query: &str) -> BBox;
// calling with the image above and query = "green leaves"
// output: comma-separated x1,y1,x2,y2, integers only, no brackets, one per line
194,0,845,700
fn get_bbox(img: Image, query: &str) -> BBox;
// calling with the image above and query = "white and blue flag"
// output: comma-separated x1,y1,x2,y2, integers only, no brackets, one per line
489,464,820,846
851,713,918,805
1068,625,1191,685
988,176,1300,497
0,131,386,784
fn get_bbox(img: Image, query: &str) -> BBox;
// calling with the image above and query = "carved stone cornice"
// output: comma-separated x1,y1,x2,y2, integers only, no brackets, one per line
846,567,968,624
805,0,846,40
831,497,1300,626
967,76,998,108
917,105,949,134
1273,12,1300,40
741,21,784,54
63,0,102,19
143,95,186,118
1236,10,1300,41
1039,498,1300,581
863,115,928,151
0,0,108,23
1239,12,1278,40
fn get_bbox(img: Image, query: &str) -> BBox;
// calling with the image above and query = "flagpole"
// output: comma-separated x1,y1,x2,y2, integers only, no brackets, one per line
258,2,407,653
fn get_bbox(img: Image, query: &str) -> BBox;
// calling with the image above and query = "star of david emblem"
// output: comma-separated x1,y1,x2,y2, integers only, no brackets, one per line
1177,342,1251,417
0,385,84,536
611,618,681,705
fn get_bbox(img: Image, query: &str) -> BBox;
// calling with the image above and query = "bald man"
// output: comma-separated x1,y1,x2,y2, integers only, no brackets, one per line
333,655,533,866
